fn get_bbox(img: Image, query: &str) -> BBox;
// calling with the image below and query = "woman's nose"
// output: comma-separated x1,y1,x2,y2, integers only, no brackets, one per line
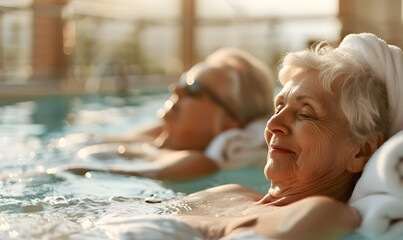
266,109,290,135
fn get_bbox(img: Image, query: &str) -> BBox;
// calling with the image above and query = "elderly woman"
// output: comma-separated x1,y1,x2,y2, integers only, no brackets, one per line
97,33,400,240
67,47,275,180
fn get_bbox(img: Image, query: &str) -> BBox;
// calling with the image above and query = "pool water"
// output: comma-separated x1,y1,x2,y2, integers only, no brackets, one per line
0,92,270,239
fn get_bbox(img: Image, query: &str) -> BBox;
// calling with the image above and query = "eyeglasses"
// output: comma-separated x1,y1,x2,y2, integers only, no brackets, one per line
176,74,240,123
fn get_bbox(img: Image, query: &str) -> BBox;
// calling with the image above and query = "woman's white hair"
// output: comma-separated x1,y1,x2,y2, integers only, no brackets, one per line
205,48,275,126
279,41,390,140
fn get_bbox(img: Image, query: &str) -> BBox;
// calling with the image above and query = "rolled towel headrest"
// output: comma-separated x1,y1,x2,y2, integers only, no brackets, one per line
205,118,267,169
349,130,403,202
337,33,403,136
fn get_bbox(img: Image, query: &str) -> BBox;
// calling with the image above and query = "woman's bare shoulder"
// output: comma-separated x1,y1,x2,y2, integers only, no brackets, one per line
183,184,264,209
254,196,361,240
192,184,262,196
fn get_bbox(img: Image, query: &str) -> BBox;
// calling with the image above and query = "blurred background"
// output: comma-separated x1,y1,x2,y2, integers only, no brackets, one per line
1,1,402,236
0,0,401,97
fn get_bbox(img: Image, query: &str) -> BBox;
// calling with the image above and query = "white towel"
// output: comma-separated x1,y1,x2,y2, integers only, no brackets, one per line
338,33,403,136
349,194,403,240
349,130,403,239
350,130,403,202
205,118,268,169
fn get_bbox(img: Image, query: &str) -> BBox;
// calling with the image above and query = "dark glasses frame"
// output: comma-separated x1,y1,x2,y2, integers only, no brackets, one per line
177,73,240,123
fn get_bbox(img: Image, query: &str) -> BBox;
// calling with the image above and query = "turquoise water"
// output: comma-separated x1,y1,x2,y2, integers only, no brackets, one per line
0,92,271,239
0,92,369,240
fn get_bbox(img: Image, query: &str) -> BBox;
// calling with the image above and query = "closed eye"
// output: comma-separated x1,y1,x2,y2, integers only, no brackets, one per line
296,109,318,120
297,113,313,119
274,104,284,114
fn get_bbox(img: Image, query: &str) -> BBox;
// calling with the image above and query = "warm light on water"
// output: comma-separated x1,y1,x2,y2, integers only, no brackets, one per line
0,93,269,239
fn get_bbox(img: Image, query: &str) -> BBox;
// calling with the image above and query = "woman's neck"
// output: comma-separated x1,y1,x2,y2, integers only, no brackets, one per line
260,171,360,206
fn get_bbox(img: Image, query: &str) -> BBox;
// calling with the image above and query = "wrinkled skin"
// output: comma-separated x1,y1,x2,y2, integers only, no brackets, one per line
263,68,363,204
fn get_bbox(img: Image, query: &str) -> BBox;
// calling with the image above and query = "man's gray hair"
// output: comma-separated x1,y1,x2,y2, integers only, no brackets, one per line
206,48,275,126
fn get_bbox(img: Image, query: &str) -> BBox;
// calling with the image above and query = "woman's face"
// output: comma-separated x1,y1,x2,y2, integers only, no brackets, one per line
159,65,237,150
264,68,357,184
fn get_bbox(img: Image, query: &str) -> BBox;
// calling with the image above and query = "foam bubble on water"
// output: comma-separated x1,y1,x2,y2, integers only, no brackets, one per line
43,196,70,208
0,220,10,231
80,218,94,230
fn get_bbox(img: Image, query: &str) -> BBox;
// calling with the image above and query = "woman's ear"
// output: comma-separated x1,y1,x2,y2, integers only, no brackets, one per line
347,131,384,173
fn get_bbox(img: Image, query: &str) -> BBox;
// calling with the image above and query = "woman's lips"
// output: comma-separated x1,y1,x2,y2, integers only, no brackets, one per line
269,145,295,154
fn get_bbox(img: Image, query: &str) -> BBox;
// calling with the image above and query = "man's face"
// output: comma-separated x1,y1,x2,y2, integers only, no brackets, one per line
159,66,237,150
